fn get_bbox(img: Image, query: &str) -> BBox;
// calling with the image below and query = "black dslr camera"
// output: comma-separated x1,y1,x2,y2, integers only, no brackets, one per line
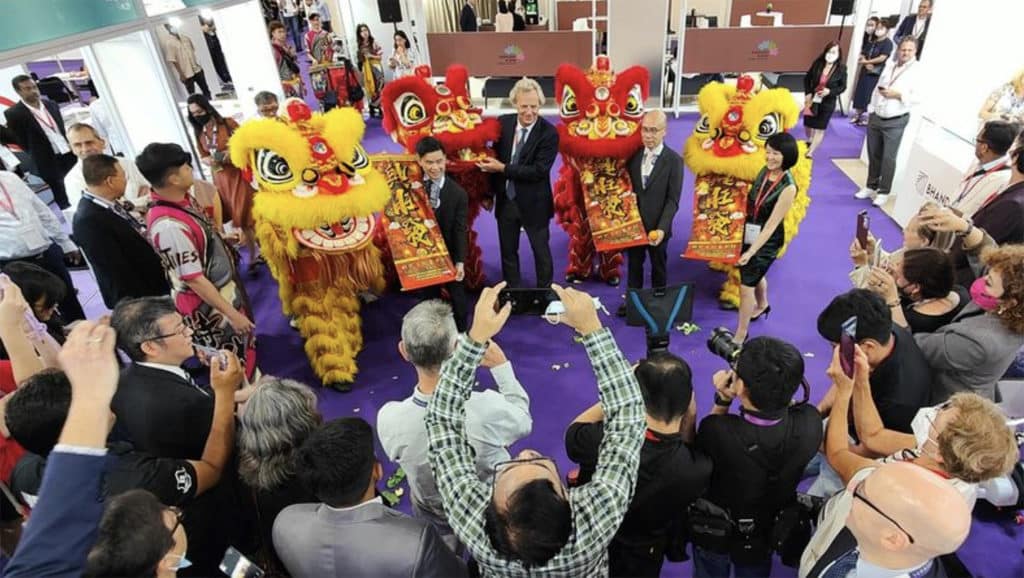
707,327,742,366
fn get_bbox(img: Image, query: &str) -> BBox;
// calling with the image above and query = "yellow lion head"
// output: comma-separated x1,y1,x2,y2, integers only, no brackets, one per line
229,99,390,255
684,76,801,182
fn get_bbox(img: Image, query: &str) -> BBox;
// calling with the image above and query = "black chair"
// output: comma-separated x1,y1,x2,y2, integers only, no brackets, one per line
36,76,77,104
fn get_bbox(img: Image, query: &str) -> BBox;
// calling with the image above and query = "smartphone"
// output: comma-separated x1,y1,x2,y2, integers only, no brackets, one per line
219,546,264,578
839,316,857,378
496,288,556,316
856,210,870,251
194,344,228,370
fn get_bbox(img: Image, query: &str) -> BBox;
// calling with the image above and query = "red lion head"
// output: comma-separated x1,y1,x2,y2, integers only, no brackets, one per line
555,55,650,160
381,65,500,165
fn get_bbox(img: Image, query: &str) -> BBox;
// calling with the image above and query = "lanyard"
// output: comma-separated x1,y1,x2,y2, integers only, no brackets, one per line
0,180,17,220
752,171,782,220
954,161,1008,206
27,103,56,132
886,61,912,89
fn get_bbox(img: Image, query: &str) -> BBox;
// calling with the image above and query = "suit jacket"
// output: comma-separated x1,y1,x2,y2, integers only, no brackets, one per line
273,500,467,578
492,114,559,227
434,177,468,264
72,197,169,309
3,100,68,175
952,181,1024,284
110,363,214,459
895,14,930,55
460,3,478,31
803,61,848,107
628,145,683,237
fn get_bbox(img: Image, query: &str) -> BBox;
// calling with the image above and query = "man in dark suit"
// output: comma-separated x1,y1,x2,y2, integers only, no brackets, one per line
274,418,467,577
416,137,469,331
73,154,169,310
621,110,682,316
894,0,932,57
109,296,215,460
460,0,478,31
478,77,559,289
3,75,77,209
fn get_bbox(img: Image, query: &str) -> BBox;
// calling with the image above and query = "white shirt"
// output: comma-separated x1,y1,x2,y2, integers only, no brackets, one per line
376,362,532,521
136,361,191,383
23,101,70,155
642,143,664,181
87,98,125,155
912,16,927,38
0,170,76,260
64,156,152,212
952,156,1011,217
279,0,298,17
869,59,920,119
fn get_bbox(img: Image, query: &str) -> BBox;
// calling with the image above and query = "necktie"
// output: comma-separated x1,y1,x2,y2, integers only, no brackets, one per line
643,150,655,188
426,180,440,209
821,548,858,578
507,127,529,200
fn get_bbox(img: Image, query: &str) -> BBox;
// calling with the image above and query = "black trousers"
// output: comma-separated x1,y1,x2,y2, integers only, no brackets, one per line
496,199,553,288
0,243,86,322
184,69,212,98
425,280,468,332
626,239,668,290
38,152,76,209
608,536,667,578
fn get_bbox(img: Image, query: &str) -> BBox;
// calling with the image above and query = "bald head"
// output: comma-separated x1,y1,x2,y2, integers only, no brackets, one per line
641,110,666,150
848,463,971,567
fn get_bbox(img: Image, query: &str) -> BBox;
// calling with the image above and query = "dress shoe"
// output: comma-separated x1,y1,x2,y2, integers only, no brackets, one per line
606,276,620,287
565,273,584,284
616,303,627,317
751,305,772,321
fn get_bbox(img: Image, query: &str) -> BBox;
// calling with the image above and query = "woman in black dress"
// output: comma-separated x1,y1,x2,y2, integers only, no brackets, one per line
734,133,800,344
851,19,894,125
802,41,847,158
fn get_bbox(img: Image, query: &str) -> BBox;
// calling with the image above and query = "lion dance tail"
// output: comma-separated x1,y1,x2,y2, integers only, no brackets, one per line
292,286,364,385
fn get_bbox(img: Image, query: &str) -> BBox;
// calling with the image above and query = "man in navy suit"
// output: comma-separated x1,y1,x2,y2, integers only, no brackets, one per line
460,0,478,31
894,0,932,57
478,77,559,289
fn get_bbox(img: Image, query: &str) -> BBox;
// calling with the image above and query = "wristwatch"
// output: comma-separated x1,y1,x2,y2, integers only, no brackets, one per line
955,216,974,238
714,393,733,407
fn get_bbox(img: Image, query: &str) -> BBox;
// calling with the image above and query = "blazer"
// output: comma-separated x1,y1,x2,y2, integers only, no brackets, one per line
803,61,848,106
434,177,468,264
273,500,467,578
895,14,930,55
72,197,169,309
3,100,67,174
460,2,477,31
492,114,559,227
627,145,683,237
915,303,1024,402
952,181,1024,284
110,363,214,459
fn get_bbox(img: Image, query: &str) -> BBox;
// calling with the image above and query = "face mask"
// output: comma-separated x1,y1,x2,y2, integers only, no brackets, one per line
825,52,839,63
910,405,938,451
875,29,887,38
192,113,210,125
970,277,1001,311
865,26,875,34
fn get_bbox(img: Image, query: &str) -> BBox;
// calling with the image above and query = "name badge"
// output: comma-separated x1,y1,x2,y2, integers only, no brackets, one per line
812,93,824,104
744,223,762,245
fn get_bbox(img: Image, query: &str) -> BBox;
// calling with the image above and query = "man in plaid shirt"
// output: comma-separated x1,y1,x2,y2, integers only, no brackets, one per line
426,282,646,577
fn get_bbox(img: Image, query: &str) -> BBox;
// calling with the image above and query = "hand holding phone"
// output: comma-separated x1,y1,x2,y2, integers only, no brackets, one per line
194,344,228,370
220,546,264,578
856,210,870,251
839,316,857,379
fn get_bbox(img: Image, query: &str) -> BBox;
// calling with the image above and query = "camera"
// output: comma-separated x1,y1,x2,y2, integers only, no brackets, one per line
707,327,742,366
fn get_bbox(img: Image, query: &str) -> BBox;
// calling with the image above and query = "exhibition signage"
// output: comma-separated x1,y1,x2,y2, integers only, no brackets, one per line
0,0,140,52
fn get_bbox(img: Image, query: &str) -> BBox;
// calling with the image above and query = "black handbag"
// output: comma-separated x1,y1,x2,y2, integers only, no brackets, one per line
686,498,735,554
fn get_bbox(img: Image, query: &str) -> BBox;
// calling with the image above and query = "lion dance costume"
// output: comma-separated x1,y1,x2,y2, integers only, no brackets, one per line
553,56,650,284
229,99,388,391
380,64,500,290
683,76,812,308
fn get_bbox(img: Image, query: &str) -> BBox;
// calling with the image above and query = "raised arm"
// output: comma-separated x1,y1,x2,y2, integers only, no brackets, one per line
851,359,916,456
824,346,876,484
187,349,241,495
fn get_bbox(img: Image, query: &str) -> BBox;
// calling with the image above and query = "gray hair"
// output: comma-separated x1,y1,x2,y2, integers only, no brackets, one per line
400,300,458,371
67,122,102,139
254,91,278,105
509,77,545,105
110,297,179,362
238,377,321,491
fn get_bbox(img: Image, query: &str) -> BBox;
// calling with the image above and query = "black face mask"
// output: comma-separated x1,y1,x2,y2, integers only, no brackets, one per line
193,113,210,125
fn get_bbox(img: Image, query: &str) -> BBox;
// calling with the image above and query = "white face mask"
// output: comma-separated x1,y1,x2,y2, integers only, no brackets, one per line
875,28,888,38
910,405,939,452
825,51,839,63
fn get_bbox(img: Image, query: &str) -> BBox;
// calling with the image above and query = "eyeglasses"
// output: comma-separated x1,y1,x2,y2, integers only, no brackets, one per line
641,127,665,135
148,321,190,342
491,456,566,499
167,506,185,534
852,480,915,544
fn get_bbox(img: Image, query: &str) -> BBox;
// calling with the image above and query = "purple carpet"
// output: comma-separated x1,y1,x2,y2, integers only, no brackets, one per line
80,110,1019,575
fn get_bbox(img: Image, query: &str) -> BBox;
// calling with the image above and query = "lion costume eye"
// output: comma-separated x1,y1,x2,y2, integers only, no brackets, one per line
395,93,426,126
561,85,579,118
624,84,643,117
351,145,369,170
695,115,711,134
255,149,292,184
757,113,781,139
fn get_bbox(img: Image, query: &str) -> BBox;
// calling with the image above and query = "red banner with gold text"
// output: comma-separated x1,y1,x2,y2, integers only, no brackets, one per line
372,155,457,291
577,157,648,252
682,173,749,264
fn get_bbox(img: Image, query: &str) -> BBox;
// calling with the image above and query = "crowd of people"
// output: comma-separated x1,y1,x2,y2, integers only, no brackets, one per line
0,1,1022,577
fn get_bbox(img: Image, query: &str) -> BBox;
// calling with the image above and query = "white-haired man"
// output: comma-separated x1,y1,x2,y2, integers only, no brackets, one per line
478,77,559,289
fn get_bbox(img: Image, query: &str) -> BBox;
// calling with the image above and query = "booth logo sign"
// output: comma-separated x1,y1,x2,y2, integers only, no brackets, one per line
751,40,779,58
914,170,952,205
499,45,526,65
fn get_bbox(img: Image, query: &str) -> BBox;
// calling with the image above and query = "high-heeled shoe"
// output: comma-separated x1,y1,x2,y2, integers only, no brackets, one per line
751,305,772,322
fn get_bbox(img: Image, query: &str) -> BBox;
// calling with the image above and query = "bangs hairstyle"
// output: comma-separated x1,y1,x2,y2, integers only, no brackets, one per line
765,132,799,171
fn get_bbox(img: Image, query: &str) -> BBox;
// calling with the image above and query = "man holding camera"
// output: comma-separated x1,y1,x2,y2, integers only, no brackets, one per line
692,336,822,577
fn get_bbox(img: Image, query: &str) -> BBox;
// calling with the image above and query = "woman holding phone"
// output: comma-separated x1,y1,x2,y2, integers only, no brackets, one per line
863,247,968,334
733,133,800,344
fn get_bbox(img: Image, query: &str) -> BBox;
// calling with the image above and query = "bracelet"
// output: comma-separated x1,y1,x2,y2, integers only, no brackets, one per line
955,219,974,238
714,393,733,407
